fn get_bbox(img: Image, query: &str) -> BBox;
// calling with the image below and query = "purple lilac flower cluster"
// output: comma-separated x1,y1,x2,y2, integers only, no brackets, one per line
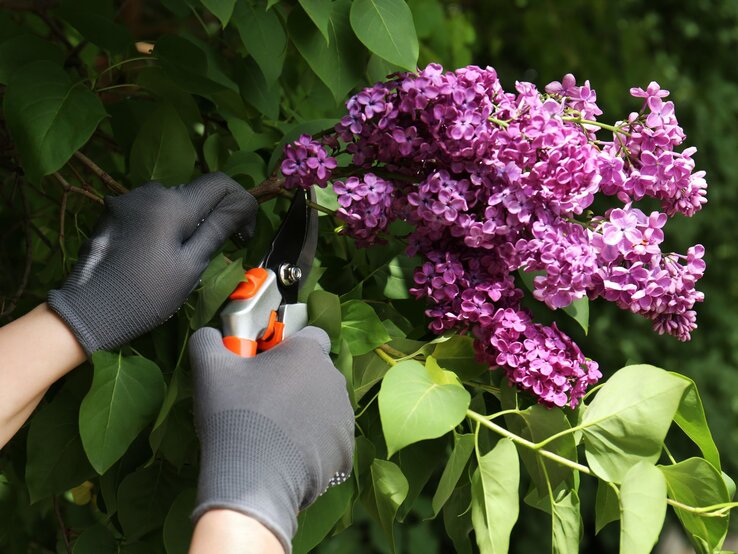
281,134,337,189
281,64,707,408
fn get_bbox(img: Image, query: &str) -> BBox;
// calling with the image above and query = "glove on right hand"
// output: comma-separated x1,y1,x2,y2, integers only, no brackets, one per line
189,326,354,553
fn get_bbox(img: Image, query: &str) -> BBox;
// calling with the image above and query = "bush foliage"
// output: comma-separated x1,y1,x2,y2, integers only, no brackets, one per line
1,1,738,553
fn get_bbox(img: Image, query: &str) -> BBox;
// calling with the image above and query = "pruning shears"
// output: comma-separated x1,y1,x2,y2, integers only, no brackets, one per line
220,189,318,357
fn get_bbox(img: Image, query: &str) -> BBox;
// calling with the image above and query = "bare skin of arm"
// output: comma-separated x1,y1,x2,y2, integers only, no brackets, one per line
189,510,285,554
0,303,85,448
0,305,288,553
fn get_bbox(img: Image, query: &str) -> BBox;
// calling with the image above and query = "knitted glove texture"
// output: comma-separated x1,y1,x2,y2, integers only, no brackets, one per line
48,173,257,354
189,326,354,553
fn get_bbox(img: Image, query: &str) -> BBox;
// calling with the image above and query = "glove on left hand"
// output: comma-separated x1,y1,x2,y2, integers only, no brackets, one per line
48,172,258,355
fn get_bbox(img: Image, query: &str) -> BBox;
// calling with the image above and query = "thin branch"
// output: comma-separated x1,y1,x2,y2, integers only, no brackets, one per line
52,496,72,554
467,409,593,475
59,190,68,263
73,151,128,194
0,182,33,318
53,172,104,205
249,173,284,201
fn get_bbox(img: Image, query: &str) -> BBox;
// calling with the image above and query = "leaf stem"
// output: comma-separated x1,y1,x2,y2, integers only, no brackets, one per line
666,499,738,517
488,116,510,128
374,347,397,366
483,408,523,421
561,117,632,137
92,56,157,87
466,409,593,475
354,391,380,419
533,423,583,450
95,83,142,94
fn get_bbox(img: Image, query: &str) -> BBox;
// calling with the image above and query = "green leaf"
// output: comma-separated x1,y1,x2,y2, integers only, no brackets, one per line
26,389,95,502
443,484,474,554
471,438,520,554
378,255,418,300
136,67,202,126
660,458,730,552
432,334,488,381
72,524,117,554
222,151,267,185
350,0,419,71
518,269,589,334
289,0,364,102
0,34,64,85
155,34,238,95
431,432,474,517
293,480,353,554
149,366,185,457
396,438,447,520
367,53,402,83
595,480,620,533
227,116,277,153
619,462,667,554
233,0,286,85
3,61,106,182
58,0,132,54
551,490,581,554
80,352,166,474
235,58,282,120
379,359,470,457
354,350,391,401
129,102,196,185
308,290,342,350
370,459,409,553
203,133,226,172
191,255,245,329
117,465,178,540
298,0,332,44
562,297,589,335
580,364,689,483
163,488,196,554
341,300,391,355
670,373,721,470
201,0,237,27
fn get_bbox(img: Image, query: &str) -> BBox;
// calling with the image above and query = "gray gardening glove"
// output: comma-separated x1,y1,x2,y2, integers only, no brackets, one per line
189,326,354,553
48,172,258,355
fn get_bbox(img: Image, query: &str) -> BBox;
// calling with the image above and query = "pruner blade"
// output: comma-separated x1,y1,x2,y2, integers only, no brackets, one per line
261,188,318,304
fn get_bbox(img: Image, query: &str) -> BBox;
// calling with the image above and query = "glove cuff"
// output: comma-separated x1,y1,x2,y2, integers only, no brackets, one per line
192,410,312,554
47,289,101,356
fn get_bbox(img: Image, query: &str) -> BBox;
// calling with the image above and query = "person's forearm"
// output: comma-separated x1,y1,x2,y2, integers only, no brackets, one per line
0,303,86,447
189,510,285,554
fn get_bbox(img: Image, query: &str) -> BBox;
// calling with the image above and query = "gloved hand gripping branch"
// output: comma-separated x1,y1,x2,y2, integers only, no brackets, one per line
48,173,258,355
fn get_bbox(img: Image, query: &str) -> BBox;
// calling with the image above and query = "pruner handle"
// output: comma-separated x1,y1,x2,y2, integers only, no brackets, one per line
220,268,307,357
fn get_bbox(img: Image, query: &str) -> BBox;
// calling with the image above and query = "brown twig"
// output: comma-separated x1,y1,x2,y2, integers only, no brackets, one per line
0,181,33,319
53,172,104,205
249,174,284,202
59,191,68,260
73,151,128,194
51,496,72,554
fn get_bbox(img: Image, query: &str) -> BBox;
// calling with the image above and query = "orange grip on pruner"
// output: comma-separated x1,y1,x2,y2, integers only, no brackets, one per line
257,310,285,352
223,336,258,357
229,267,269,300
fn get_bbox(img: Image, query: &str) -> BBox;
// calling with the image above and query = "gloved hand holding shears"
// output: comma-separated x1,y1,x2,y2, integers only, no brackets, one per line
0,173,354,554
